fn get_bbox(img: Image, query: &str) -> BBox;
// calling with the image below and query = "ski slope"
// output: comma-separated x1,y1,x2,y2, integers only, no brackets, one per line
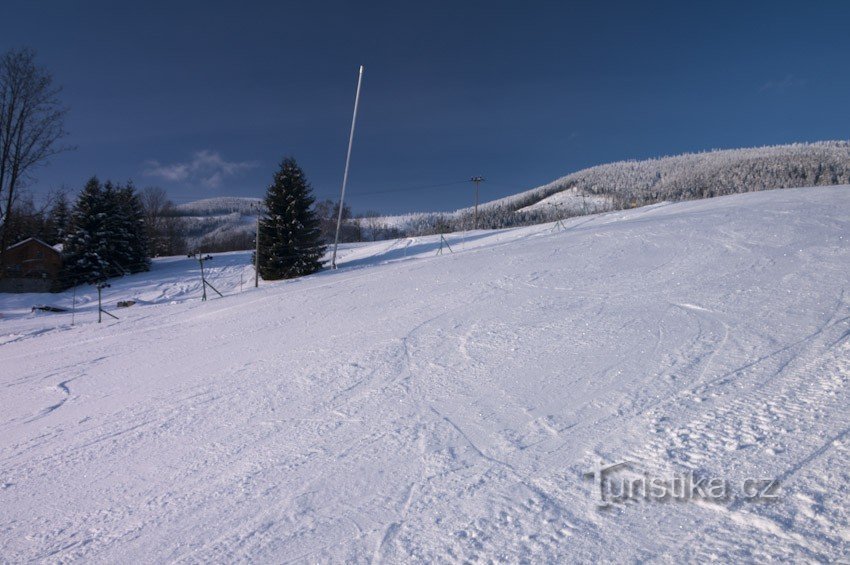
1,186,849,561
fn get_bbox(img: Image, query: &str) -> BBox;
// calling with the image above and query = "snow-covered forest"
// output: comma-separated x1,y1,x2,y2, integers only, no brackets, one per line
364,140,850,238
8,141,849,256
13,141,846,252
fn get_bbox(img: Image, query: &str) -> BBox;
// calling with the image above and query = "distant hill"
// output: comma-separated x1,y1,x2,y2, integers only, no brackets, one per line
491,140,850,212
174,141,850,244
366,140,850,237
173,197,263,217
171,197,263,252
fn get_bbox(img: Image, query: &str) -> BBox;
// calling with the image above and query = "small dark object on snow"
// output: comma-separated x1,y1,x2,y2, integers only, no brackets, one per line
116,300,136,308
32,305,67,313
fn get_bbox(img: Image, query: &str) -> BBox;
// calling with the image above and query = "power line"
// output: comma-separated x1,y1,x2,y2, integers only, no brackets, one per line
346,180,469,198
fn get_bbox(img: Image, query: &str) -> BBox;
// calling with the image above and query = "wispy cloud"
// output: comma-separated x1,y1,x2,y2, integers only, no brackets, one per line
759,74,806,93
143,150,258,188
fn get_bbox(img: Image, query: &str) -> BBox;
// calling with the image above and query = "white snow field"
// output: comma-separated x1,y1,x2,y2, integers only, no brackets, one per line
1,186,849,562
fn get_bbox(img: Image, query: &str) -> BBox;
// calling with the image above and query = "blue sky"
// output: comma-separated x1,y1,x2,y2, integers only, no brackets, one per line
3,0,850,214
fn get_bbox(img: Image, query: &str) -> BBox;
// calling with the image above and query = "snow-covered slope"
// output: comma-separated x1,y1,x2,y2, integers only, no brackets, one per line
486,139,850,212
170,142,850,240
1,186,849,561
172,196,262,251
367,141,850,234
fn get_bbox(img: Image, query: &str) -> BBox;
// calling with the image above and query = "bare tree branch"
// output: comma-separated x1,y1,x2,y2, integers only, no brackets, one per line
0,47,72,261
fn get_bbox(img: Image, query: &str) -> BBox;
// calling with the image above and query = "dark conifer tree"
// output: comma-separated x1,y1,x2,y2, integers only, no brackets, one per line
62,177,111,284
256,158,325,280
100,181,131,272
116,182,150,273
62,177,151,286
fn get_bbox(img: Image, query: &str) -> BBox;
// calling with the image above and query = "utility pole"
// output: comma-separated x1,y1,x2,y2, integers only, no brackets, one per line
331,64,365,269
254,213,260,287
200,254,207,301
470,176,485,230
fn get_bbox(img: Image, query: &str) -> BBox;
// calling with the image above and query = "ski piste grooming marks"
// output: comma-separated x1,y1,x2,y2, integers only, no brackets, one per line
0,186,848,561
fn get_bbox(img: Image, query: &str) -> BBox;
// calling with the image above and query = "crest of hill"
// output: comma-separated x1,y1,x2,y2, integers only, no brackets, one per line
370,140,850,235
495,140,850,212
173,141,850,241
173,197,263,217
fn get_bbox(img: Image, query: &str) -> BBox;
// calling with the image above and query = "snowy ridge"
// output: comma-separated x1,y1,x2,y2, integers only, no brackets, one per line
486,139,850,211
171,197,264,251
174,196,262,216
369,140,850,232
171,141,850,240
0,186,849,561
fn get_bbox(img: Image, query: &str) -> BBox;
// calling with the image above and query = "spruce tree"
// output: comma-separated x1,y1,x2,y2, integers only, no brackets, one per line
62,177,112,284
116,182,150,273
257,158,325,280
62,177,151,285
100,181,131,272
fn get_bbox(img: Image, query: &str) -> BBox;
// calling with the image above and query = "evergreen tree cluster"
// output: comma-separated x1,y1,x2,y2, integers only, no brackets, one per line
256,158,325,280
62,177,150,285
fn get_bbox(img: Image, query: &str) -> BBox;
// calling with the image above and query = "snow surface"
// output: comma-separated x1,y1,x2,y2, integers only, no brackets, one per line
1,186,849,561
518,187,611,214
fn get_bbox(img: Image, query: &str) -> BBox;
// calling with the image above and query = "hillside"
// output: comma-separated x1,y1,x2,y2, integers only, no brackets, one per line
173,196,263,216
369,140,850,236
1,186,848,561
170,141,850,245
172,197,263,252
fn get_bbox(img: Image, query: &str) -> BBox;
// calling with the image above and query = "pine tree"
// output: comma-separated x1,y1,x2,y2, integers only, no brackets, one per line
100,181,131,273
116,182,150,273
256,158,326,280
62,177,112,284
62,177,151,286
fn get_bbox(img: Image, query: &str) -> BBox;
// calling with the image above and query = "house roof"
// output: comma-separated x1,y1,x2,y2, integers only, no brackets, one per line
5,237,62,255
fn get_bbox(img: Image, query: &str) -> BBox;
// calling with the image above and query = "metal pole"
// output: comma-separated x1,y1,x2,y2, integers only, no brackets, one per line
470,176,484,230
97,286,102,324
199,255,207,301
475,182,479,229
254,213,260,287
71,285,76,326
331,65,364,269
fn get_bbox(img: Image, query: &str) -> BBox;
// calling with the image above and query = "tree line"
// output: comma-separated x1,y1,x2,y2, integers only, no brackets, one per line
4,46,850,288
357,140,850,238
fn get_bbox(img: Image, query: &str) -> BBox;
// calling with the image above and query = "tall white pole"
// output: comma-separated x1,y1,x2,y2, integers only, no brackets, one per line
254,212,260,287
331,65,364,269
